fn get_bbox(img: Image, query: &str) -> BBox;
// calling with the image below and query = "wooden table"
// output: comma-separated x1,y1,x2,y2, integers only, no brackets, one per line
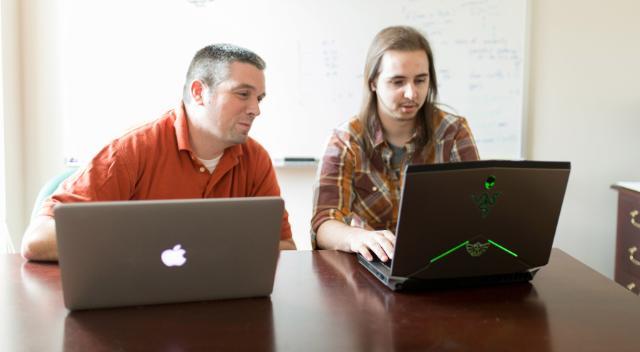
1,249,639,351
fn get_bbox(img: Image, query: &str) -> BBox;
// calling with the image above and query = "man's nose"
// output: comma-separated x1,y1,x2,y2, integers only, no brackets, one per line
247,98,260,117
404,83,418,100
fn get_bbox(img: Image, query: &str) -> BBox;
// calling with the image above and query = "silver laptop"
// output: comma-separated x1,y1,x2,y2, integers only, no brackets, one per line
55,197,283,310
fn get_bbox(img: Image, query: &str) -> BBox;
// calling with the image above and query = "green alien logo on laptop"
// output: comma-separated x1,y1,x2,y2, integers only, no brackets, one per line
471,175,501,219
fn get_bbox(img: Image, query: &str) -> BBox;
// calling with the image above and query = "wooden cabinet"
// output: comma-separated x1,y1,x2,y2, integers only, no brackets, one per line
612,183,640,296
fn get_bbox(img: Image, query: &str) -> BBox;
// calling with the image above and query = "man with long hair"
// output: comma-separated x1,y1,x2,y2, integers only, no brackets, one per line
312,26,479,262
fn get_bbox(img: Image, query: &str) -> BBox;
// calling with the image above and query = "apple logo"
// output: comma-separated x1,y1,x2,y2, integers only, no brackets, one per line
161,244,187,267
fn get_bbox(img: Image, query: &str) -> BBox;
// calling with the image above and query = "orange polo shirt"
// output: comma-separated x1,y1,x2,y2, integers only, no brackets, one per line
41,102,292,240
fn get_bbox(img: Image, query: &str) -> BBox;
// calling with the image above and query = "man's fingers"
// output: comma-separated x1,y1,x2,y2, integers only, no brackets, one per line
350,230,396,262
366,241,389,262
357,245,374,262
381,230,396,244
378,239,395,260
373,231,396,260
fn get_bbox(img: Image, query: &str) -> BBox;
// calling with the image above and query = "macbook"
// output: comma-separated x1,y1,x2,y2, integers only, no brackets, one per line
358,160,570,290
55,197,283,310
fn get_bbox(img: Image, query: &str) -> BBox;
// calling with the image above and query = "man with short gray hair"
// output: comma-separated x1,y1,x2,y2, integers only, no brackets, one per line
22,43,296,261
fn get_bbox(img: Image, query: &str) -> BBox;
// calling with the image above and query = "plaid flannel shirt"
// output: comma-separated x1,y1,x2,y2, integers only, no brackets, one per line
311,110,480,248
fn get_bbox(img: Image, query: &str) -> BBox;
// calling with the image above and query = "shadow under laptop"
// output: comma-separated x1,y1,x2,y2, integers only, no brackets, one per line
63,298,275,352
314,251,554,352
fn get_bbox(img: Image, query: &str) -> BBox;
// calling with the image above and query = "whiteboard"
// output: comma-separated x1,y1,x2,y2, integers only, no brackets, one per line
61,0,528,163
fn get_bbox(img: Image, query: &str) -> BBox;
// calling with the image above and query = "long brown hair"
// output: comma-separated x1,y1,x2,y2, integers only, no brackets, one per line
358,26,438,156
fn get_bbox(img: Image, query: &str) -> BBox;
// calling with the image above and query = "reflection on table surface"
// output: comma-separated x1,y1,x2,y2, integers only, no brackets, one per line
3,250,640,352
64,298,274,352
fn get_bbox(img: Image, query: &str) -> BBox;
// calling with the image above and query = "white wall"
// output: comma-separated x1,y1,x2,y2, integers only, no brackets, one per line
11,0,67,247
527,0,640,277
1,0,25,249
8,0,640,276
275,167,316,250
21,0,66,214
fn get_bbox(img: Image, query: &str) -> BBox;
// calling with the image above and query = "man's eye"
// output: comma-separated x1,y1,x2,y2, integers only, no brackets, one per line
236,92,249,98
391,80,404,86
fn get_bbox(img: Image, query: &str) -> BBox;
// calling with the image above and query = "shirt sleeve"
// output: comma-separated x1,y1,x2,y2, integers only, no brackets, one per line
39,141,135,218
450,117,481,161
248,145,293,241
310,130,357,248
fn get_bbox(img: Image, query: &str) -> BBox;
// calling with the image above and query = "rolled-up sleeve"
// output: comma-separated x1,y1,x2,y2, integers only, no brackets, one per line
310,131,357,247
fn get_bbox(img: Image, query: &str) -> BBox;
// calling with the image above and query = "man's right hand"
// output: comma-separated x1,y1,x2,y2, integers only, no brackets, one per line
346,228,396,262
315,220,396,262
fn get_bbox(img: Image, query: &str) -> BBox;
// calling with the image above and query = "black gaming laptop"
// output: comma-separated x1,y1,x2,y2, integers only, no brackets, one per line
358,160,571,290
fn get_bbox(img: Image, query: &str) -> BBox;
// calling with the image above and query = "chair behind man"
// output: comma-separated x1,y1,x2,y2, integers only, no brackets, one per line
29,168,78,220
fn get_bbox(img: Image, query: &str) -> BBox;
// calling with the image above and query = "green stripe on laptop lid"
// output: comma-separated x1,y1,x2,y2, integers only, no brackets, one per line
488,239,518,257
430,241,469,263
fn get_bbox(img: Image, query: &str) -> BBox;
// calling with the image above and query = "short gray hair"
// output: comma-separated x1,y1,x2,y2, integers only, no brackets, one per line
182,43,266,102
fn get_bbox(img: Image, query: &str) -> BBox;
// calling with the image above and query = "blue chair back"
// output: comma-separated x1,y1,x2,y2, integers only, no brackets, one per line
30,168,79,220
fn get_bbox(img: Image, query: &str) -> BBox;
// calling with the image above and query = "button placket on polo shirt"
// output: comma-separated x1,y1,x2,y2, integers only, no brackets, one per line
202,150,240,198
187,152,212,197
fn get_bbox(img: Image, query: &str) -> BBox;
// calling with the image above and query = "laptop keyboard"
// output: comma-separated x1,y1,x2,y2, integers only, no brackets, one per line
374,257,393,268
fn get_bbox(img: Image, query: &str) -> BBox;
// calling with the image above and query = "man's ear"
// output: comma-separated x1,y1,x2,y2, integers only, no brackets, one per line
190,80,207,105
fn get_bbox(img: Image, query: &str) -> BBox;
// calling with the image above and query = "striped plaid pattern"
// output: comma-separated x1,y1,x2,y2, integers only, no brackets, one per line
311,110,480,248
